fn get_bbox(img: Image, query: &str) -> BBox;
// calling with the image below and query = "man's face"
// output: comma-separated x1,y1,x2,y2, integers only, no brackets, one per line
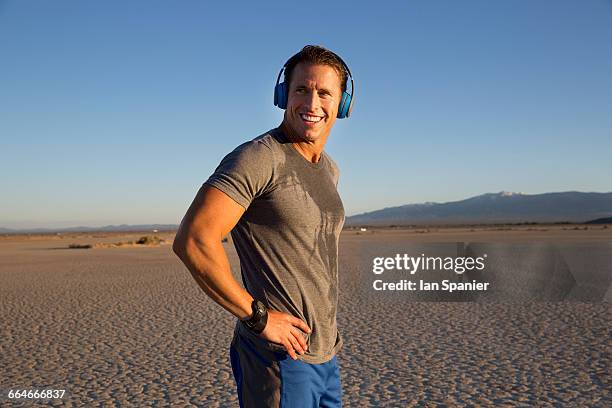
284,62,343,143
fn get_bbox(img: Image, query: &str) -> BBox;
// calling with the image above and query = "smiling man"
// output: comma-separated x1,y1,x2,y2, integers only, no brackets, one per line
173,45,354,407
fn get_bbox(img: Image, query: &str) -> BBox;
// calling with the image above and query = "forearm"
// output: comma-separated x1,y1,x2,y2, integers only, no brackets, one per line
175,236,253,320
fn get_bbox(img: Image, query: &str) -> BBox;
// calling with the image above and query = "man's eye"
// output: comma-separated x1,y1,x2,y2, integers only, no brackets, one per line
295,89,306,94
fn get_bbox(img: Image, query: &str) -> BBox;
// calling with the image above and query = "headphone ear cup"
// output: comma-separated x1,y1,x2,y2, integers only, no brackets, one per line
274,83,279,106
337,91,351,119
275,82,288,109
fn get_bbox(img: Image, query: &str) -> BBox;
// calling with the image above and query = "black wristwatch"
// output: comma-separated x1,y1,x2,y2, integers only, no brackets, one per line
243,300,268,334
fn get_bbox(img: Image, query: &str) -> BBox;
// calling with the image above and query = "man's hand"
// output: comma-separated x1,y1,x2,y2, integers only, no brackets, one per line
259,310,311,360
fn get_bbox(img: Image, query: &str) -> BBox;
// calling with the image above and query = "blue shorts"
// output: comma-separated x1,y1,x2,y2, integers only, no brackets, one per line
229,331,342,407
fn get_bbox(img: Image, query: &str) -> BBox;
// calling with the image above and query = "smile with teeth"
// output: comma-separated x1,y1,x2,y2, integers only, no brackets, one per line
300,113,324,123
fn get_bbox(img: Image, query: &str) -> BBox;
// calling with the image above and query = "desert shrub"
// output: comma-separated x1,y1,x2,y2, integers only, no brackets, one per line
68,243,92,249
136,235,164,245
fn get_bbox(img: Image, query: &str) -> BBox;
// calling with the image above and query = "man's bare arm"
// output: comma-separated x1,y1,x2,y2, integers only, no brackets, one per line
172,185,311,359
173,185,253,318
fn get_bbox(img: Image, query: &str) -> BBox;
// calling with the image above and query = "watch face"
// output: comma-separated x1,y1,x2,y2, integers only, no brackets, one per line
254,300,265,314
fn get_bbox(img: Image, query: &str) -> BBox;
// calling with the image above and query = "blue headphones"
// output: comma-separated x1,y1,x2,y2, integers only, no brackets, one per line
273,50,355,119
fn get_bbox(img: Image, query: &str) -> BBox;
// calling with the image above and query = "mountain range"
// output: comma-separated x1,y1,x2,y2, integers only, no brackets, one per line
0,224,178,235
345,191,612,226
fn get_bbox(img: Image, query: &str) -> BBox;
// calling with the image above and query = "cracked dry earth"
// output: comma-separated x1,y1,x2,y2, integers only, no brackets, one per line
1,231,609,407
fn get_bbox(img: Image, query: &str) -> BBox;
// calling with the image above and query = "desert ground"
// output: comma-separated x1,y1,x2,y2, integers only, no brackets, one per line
1,226,610,407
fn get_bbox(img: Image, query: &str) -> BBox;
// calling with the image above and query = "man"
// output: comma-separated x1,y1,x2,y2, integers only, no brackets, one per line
173,45,353,407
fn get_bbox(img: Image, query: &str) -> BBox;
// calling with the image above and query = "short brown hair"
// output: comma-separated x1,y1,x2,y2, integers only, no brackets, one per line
284,45,348,93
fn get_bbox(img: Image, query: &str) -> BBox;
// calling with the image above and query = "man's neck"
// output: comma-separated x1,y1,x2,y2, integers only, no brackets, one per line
279,121,328,163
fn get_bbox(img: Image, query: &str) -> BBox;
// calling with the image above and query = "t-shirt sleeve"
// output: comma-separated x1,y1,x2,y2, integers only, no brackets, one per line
203,141,274,210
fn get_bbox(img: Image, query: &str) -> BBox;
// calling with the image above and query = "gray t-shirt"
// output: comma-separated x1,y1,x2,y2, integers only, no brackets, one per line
204,127,345,364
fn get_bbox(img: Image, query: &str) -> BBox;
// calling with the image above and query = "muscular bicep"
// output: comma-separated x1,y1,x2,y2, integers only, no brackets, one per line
176,185,245,244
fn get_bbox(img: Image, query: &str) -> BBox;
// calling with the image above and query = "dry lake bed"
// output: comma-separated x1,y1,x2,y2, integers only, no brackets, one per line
1,226,610,407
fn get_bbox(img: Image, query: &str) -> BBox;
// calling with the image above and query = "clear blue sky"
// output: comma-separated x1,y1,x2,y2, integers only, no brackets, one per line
1,0,611,229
